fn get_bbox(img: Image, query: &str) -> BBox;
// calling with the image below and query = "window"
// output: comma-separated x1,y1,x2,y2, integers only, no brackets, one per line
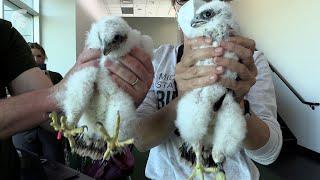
1,0,39,42
20,0,33,8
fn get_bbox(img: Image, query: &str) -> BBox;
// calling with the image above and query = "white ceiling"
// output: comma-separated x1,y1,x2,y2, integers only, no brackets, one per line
103,0,176,17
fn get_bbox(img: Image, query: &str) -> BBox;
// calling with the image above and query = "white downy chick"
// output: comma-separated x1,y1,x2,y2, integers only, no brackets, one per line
175,0,246,175
55,16,153,160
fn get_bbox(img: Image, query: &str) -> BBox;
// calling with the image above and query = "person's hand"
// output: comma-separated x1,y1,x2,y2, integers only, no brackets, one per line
214,36,258,102
104,47,154,107
175,36,225,95
53,48,101,96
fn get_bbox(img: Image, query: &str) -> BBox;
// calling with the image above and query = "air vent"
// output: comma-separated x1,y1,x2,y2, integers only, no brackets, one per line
121,7,134,14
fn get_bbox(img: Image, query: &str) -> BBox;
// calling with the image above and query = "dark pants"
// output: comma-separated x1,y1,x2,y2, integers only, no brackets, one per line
13,127,65,164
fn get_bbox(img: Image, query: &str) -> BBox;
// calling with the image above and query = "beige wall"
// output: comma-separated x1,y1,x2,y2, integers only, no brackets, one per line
76,0,107,57
124,17,178,48
41,0,76,76
231,0,320,152
76,1,179,56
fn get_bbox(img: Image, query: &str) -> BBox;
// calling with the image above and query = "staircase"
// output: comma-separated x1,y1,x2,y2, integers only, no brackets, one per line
277,113,297,154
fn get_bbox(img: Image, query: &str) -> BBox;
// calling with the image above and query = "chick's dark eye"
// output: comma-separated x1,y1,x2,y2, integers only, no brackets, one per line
114,35,120,41
112,35,121,43
202,11,213,19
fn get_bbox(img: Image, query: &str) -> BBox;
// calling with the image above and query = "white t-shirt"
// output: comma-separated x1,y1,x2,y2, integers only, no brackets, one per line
137,44,283,180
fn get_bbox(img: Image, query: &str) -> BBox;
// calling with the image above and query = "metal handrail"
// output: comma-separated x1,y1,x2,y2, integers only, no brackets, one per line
269,63,320,110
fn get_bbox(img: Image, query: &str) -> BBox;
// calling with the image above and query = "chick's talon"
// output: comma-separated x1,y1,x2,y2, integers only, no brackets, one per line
49,112,61,131
189,163,219,180
96,112,134,161
48,112,87,150
96,121,111,141
67,125,88,136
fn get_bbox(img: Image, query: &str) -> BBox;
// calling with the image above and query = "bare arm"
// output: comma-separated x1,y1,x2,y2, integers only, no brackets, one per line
8,67,53,95
0,66,55,138
134,96,270,152
242,109,270,150
8,67,56,132
134,98,178,152
0,49,101,139
0,87,57,139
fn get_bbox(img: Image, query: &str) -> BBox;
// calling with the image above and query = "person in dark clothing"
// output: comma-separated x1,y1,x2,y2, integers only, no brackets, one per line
0,19,53,180
0,19,99,179
29,42,63,84
13,42,65,163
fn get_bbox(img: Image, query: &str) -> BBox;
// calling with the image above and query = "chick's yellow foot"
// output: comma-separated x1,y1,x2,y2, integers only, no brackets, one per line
96,111,134,161
189,162,219,180
49,112,87,150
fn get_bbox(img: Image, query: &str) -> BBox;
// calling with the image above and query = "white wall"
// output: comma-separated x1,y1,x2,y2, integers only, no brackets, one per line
41,0,76,76
76,0,107,57
231,0,320,152
76,0,178,56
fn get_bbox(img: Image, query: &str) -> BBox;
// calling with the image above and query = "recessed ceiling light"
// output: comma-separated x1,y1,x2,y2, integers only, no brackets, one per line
122,7,134,14
121,0,133,4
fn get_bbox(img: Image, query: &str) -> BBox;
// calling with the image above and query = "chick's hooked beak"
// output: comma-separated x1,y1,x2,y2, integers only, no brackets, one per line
191,14,208,28
191,0,213,28
103,34,128,56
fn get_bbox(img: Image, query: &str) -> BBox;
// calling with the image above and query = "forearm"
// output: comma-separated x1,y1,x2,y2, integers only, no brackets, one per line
134,98,178,152
243,112,270,150
0,87,58,139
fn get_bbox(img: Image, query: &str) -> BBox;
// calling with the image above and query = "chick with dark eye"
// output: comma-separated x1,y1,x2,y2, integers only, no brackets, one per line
104,34,128,55
191,9,217,28
201,9,215,19
113,34,121,42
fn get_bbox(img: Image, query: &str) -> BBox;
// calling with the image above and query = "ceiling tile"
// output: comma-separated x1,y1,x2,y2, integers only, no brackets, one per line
102,0,174,17
133,0,146,4
104,0,120,5
134,4,146,16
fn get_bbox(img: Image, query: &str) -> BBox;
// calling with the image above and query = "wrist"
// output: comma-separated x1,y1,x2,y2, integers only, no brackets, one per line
47,86,61,112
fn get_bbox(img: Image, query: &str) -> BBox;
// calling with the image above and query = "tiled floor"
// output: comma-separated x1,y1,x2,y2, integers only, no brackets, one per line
257,149,320,180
